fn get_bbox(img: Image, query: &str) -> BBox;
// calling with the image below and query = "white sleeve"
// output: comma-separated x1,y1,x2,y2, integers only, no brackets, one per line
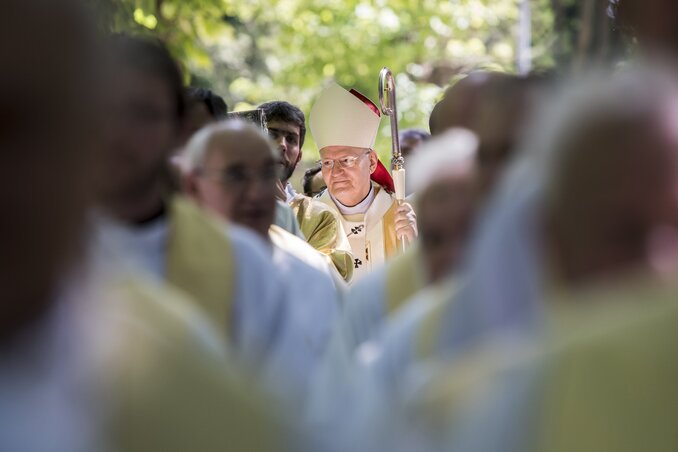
263,248,340,403
364,292,441,387
340,268,388,352
227,225,287,367
306,268,387,420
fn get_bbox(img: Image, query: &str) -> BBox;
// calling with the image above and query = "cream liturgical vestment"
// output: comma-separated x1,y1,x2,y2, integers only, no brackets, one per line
319,184,400,281
90,196,291,371
309,83,405,281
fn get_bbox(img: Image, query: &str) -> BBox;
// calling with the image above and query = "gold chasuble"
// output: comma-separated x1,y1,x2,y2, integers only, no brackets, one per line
319,184,400,281
406,277,678,452
289,193,354,282
165,196,235,339
96,278,286,452
385,244,426,315
533,279,678,452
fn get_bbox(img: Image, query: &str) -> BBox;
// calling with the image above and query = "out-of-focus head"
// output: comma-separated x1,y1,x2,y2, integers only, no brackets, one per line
399,128,430,159
612,0,678,58
183,121,279,239
258,101,306,183
98,34,185,215
409,129,479,282
1,0,103,340
430,72,542,199
302,164,327,197
540,69,678,283
182,87,228,140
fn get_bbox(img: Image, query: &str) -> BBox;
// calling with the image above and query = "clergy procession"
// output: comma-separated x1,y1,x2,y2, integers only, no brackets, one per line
5,0,678,450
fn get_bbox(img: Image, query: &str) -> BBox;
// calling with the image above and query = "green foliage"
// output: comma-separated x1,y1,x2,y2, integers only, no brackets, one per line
94,0,565,161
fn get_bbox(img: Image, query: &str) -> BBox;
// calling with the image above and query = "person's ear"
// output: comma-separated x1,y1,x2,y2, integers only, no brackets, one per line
182,171,201,200
368,150,378,174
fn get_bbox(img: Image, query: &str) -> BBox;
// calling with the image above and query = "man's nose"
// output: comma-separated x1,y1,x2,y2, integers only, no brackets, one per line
275,135,287,150
330,163,347,177
244,176,273,200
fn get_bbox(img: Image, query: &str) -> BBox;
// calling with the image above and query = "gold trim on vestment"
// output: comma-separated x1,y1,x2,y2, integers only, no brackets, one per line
166,196,235,340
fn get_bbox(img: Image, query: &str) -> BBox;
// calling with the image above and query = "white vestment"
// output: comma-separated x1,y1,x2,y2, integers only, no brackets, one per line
318,184,396,281
269,224,335,279
0,266,232,452
0,293,98,452
90,213,293,374
264,233,340,402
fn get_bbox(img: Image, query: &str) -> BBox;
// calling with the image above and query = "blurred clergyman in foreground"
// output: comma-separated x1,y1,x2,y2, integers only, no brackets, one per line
0,1,106,448
91,34,295,373
359,68,678,452
0,2,290,452
182,120,340,398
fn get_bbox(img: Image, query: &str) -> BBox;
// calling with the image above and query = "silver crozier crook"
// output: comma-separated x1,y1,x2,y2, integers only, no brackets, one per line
378,67,407,251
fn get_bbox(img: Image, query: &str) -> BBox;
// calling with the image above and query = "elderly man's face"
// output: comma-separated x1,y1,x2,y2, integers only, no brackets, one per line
191,133,278,238
320,146,377,206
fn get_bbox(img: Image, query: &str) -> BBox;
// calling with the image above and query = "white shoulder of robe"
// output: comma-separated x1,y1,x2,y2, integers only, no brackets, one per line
340,266,388,353
227,224,290,363
262,244,339,403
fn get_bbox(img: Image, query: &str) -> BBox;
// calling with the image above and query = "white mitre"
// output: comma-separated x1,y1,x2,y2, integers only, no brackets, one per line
408,128,479,193
309,82,381,151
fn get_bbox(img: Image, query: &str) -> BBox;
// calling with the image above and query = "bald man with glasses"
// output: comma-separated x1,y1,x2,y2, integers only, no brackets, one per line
310,83,418,281
182,120,340,400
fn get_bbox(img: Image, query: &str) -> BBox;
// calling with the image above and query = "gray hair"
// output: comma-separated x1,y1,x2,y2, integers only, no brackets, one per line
182,119,276,172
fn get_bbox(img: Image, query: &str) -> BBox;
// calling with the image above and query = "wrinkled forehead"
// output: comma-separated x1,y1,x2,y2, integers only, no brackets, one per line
319,145,370,159
206,131,277,167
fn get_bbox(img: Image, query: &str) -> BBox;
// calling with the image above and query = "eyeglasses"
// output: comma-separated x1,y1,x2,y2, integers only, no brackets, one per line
319,151,371,171
197,164,280,189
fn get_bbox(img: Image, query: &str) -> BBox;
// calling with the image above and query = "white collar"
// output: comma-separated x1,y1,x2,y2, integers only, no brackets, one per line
331,185,375,215
285,183,297,203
